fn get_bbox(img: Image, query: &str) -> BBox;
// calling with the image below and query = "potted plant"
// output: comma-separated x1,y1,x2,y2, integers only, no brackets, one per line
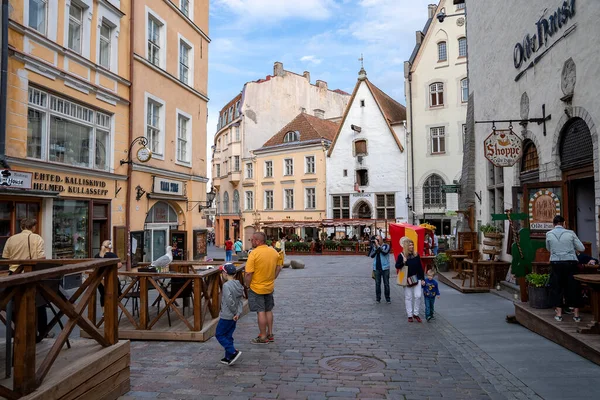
480,223,504,239
525,273,550,309
434,253,451,272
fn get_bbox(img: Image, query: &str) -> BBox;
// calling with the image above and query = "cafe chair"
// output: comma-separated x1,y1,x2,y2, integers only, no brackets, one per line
163,278,194,327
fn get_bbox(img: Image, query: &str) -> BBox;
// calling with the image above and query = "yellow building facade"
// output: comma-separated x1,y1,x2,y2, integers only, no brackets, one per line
250,113,337,244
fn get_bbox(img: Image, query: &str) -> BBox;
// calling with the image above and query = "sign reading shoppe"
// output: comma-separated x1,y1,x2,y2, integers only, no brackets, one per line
484,129,523,167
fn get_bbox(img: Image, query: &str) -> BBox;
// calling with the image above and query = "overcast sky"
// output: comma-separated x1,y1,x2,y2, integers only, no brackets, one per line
206,0,437,176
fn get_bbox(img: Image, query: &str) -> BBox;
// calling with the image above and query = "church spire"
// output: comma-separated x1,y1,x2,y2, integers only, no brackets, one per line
358,53,367,80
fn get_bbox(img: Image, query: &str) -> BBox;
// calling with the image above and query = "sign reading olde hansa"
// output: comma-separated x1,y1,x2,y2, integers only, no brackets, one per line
528,189,561,231
484,129,523,167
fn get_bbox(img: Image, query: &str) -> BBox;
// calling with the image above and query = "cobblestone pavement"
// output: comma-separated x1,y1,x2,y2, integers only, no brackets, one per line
120,254,556,399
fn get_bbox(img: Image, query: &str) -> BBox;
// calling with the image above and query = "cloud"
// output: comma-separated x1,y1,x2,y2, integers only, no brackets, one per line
214,0,337,26
300,55,322,65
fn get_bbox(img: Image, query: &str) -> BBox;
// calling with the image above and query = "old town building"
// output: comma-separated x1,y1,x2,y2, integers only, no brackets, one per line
463,0,599,257
326,67,408,238
404,0,467,234
212,62,350,248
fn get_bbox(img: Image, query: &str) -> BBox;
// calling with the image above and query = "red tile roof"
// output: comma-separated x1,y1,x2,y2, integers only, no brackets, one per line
261,113,340,148
366,81,406,124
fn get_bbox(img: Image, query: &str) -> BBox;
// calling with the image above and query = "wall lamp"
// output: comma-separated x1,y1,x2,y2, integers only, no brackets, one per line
135,185,146,201
405,194,412,211
190,187,217,212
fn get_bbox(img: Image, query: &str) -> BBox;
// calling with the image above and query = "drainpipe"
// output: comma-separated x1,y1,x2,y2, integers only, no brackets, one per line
0,0,10,168
408,72,415,224
125,0,135,270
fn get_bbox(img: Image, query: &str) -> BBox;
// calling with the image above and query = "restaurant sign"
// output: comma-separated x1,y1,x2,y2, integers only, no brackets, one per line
0,169,33,189
529,189,561,230
153,177,184,196
484,129,523,167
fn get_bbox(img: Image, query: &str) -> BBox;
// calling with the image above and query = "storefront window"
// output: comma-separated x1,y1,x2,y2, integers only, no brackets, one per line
0,200,42,254
15,203,40,234
0,202,11,252
53,200,89,258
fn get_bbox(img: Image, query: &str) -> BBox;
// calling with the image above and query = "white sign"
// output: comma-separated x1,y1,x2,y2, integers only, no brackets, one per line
153,177,184,196
0,170,33,189
202,208,217,216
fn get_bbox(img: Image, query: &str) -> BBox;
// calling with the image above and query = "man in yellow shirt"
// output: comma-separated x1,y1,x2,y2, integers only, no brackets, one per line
245,232,281,344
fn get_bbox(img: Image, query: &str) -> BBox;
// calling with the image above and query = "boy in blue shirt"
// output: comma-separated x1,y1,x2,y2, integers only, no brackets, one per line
423,269,440,322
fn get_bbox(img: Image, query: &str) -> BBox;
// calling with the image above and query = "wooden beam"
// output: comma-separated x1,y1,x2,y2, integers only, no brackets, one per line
103,266,119,345
13,284,37,395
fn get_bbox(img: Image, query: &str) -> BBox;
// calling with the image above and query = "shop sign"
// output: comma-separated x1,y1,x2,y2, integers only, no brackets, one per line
513,0,576,70
32,172,109,196
441,184,460,194
201,208,216,217
352,192,372,198
0,170,32,189
529,189,561,230
484,129,523,167
153,177,184,196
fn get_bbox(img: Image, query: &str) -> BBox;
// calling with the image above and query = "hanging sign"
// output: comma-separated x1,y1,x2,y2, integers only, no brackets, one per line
484,129,523,167
529,189,561,230
0,170,33,189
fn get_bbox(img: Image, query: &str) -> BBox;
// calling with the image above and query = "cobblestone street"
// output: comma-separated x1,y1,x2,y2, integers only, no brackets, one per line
121,253,600,399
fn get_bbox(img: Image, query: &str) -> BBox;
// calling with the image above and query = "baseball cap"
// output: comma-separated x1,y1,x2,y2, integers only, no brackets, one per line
220,263,237,275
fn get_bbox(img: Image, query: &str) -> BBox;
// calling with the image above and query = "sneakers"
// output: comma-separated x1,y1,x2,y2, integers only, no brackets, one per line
408,317,414,323
251,336,269,345
376,300,381,304
554,315,563,322
426,316,432,322
386,300,391,304
573,316,582,322
267,334,274,342
220,357,229,365
414,316,423,323
228,350,242,366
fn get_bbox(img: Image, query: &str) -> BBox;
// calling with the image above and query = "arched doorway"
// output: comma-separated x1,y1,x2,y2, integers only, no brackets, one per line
353,201,372,239
144,201,180,262
560,117,595,255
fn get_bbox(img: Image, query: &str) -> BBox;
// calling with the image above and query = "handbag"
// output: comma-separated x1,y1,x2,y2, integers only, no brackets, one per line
371,270,375,280
407,274,419,286
397,266,408,286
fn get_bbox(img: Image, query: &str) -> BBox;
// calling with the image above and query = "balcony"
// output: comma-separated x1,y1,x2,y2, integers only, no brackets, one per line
229,171,242,184
213,175,221,189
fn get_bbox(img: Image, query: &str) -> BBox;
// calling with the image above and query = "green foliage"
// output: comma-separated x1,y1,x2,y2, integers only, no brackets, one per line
479,223,499,234
525,273,549,288
435,253,450,265
340,240,357,247
286,241,311,251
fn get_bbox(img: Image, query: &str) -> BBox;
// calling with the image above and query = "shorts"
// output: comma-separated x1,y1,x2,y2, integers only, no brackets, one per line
248,289,274,312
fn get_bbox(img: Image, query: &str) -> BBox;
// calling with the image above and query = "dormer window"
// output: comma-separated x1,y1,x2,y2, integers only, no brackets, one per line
283,131,300,143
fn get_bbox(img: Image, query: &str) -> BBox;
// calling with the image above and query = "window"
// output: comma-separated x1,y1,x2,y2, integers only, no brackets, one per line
264,190,274,210
305,156,315,174
232,190,239,213
462,124,467,149
376,194,395,220
423,174,446,208
223,191,229,214
332,195,350,219
68,3,83,53
360,100,365,107
284,131,299,143
27,88,110,170
284,189,294,210
343,169,347,177
181,0,189,16
235,126,240,141
305,188,316,209
246,162,253,179
147,17,161,66
28,0,47,34
245,191,254,211
228,107,233,123
521,142,539,173
176,114,190,163
146,99,162,155
216,164,221,177
430,127,446,154
461,78,469,103
265,161,273,177
438,41,447,61
457,3,465,9
354,140,367,155
99,22,112,68
430,83,444,107
458,37,467,57
356,169,369,186
179,40,190,84
234,156,240,172
284,158,293,176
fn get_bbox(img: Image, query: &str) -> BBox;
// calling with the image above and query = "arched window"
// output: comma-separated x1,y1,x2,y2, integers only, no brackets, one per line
520,140,539,183
423,174,446,208
458,37,467,57
145,201,178,223
223,191,230,214
438,41,447,61
430,82,444,107
283,131,300,143
354,139,367,155
233,190,240,213
460,78,469,103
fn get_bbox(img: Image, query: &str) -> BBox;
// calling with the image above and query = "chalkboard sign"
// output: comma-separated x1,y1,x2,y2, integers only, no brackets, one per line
170,230,187,261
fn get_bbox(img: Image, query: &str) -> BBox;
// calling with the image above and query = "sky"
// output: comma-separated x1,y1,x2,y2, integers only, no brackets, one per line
206,0,438,169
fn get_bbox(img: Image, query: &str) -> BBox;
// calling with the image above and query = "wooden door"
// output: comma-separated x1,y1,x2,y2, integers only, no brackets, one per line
170,230,187,261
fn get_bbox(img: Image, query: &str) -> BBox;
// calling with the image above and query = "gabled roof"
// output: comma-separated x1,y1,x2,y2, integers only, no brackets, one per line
408,17,433,64
327,77,406,156
258,112,339,150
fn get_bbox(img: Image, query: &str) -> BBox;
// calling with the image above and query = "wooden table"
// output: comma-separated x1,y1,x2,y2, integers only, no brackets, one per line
463,259,511,288
450,255,468,278
574,274,600,334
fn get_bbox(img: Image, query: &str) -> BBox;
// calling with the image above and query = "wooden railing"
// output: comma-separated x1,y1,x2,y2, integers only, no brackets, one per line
285,242,374,256
0,258,121,399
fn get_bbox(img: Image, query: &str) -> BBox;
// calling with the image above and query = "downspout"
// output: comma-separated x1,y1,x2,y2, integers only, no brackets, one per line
408,72,415,224
0,0,9,167
125,0,135,270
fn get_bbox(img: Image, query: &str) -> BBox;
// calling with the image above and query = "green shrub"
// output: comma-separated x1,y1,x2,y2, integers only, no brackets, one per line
435,253,450,266
525,273,549,288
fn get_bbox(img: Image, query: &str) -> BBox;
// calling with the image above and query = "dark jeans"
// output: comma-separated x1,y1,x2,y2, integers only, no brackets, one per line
226,250,233,262
215,318,237,359
374,269,390,302
549,261,581,308
424,296,436,319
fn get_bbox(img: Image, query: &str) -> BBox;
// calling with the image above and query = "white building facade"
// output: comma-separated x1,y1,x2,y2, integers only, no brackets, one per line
465,0,600,258
326,69,408,238
404,0,467,235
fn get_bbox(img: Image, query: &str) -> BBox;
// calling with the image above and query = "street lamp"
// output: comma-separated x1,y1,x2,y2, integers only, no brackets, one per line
192,187,216,212
405,194,412,211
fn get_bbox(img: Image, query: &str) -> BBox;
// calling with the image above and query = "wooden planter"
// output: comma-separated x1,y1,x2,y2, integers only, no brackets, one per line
528,286,551,309
483,232,504,239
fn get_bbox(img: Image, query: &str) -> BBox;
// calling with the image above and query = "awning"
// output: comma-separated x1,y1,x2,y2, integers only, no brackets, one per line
0,188,60,198
260,219,394,228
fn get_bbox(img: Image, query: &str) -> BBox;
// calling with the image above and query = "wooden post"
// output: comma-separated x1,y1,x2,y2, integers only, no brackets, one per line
13,284,37,396
139,276,148,330
193,277,201,331
103,264,119,344
518,277,529,302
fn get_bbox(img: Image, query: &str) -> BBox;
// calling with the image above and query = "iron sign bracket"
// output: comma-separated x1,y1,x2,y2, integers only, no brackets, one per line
475,104,551,136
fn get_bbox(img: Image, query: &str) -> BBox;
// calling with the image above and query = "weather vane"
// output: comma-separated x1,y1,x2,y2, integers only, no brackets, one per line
358,53,364,69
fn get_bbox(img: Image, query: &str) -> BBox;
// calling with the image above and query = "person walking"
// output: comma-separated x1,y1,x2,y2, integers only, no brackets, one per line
546,215,585,322
94,240,123,307
244,232,282,344
215,263,244,365
224,237,233,262
2,218,51,341
396,237,425,322
234,238,243,257
432,232,439,256
369,235,391,304
423,268,440,321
